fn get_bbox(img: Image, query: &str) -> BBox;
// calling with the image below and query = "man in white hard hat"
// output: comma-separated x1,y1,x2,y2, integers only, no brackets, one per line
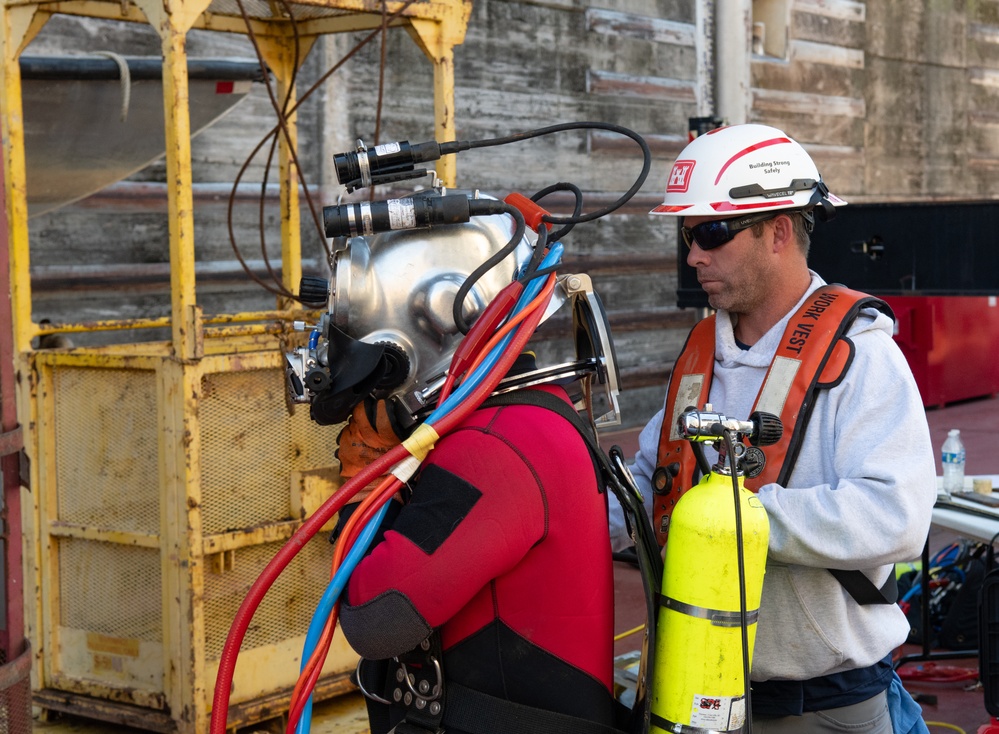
609,124,936,733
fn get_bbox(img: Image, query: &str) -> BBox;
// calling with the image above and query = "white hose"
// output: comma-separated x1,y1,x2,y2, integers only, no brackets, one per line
94,51,131,123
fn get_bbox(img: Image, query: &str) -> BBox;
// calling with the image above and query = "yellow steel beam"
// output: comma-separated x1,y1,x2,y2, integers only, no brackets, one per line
0,3,48,352
34,1,420,39
33,357,57,692
250,33,319,309
46,522,160,549
163,34,200,361
34,0,147,23
202,521,298,554
406,2,471,186
130,0,212,361
255,0,458,21
31,308,322,338
0,2,48,56
159,358,206,734
134,0,212,39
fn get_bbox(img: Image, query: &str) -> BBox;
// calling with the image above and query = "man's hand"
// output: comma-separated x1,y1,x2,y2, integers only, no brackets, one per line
336,399,404,503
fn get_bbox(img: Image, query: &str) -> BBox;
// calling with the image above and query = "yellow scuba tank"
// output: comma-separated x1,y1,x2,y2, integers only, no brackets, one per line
649,408,781,734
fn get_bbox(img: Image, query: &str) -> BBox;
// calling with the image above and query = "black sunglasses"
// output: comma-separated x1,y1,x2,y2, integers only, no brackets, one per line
680,211,782,251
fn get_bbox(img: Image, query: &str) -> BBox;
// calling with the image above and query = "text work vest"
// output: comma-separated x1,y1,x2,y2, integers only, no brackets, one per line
652,285,892,545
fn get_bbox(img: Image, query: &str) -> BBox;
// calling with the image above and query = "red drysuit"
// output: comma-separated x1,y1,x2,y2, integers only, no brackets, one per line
338,384,618,734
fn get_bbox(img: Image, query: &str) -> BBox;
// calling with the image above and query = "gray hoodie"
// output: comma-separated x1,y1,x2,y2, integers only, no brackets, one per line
611,272,936,681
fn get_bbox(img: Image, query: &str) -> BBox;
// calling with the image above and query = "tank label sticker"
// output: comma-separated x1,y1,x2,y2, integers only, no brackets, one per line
690,693,746,730
375,142,402,155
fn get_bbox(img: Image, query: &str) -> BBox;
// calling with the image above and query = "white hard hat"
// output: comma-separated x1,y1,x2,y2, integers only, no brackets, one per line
650,123,846,217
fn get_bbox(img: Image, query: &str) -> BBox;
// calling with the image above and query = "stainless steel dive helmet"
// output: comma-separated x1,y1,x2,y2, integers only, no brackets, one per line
286,191,621,428
330,198,538,411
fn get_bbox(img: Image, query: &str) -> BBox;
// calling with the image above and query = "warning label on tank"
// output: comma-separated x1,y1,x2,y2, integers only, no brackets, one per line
690,694,746,730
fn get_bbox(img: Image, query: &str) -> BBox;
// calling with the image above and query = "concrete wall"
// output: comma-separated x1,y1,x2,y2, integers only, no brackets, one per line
17,0,999,428
752,0,999,201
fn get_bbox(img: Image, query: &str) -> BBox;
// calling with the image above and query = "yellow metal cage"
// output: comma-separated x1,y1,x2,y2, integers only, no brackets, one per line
28,348,359,731
0,0,471,730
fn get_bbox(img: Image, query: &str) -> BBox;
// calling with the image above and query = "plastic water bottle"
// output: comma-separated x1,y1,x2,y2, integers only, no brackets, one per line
941,429,966,497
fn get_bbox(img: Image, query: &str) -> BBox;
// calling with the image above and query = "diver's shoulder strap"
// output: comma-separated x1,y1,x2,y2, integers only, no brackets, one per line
829,568,898,605
652,314,716,540
482,389,608,484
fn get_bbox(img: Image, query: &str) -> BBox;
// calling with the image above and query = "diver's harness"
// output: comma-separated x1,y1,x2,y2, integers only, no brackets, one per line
356,387,662,734
653,284,898,606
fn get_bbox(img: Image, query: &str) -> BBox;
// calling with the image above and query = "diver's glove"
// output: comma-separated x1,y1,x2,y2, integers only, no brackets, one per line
335,398,406,503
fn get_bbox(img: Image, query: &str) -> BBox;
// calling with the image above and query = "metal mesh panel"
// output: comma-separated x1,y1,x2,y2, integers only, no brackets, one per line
203,538,332,659
199,369,336,535
0,649,32,734
58,538,162,642
53,367,160,535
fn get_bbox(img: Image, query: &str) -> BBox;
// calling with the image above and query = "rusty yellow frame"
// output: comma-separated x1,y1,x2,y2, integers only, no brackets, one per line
1,0,471,353
0,0,470,731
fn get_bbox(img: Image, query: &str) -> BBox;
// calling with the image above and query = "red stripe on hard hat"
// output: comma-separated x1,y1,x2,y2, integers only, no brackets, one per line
714,137,791,185
711,199,793,212
651,204,692,213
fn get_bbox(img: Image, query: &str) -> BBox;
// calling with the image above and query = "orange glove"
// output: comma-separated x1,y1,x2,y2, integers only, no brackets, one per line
336,399,404,502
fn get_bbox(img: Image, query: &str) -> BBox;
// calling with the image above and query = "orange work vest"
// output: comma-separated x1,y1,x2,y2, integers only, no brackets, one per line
652,285,892,545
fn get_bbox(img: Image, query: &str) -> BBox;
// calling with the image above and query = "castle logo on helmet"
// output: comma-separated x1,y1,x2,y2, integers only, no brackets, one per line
666,160,696,193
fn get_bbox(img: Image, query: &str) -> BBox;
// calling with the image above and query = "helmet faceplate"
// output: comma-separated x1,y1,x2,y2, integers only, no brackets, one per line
650,124,846,217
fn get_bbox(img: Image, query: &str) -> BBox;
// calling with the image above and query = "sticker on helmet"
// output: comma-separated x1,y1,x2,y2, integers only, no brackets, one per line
667,160,696,193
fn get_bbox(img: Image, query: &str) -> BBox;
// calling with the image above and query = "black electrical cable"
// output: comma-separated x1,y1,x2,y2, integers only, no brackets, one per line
228,0,424,303
524,215,550,281
531,181,584,243
445,121,652,225
691,441,712,479
452,203,527,334
519,263,559,284
722,430,754,734
607,445,662,732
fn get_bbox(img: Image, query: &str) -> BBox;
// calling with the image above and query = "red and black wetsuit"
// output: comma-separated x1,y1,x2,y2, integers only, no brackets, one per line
338,384,617,734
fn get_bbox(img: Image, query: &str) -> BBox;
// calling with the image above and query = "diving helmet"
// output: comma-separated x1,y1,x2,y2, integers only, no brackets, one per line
286,190,621,429
289,193,539,424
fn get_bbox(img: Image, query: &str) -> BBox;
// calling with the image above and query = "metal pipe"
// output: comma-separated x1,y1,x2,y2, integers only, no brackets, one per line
695,0,716,117
715,0,752,124
0,138,25,661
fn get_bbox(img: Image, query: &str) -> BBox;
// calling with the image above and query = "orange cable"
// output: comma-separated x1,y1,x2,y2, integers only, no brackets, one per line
286,474,401,729
464,274,556,379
